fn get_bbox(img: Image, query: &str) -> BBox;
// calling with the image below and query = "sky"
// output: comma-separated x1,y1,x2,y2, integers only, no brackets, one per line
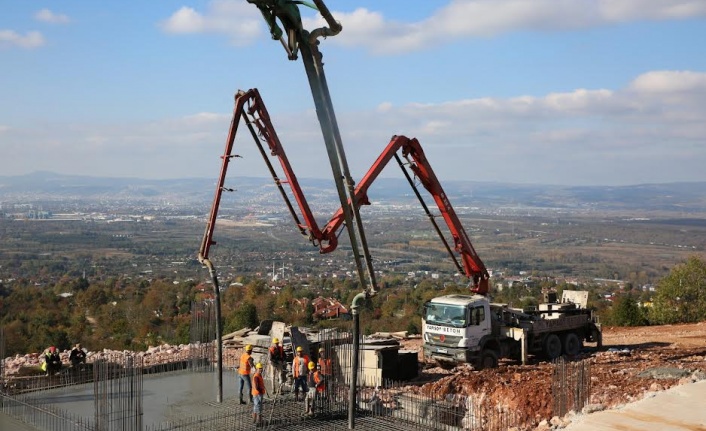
1,1,705,187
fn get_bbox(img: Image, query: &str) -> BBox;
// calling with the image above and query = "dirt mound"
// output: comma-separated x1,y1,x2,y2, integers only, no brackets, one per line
400,322,706,428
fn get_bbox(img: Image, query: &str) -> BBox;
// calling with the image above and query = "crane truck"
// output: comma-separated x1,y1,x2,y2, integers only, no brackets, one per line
422,290,602,369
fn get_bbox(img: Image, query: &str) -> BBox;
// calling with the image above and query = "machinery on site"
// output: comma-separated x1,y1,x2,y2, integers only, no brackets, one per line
422,290,602,369
199,88,490,295
198,0,376,405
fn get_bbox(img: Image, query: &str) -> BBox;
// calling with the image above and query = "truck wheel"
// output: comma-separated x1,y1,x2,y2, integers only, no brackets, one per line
543,334,562,359
563,332,582,356
591,328,603,349
477,349,498,370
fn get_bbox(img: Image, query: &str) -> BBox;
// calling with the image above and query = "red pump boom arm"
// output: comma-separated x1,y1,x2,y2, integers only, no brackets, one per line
320,135,490,295
199,90,489,295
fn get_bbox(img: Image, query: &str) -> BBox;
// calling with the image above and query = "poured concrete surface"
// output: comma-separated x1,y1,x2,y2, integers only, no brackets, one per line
16,370,243,426
565,379,706,431
0,412,40,430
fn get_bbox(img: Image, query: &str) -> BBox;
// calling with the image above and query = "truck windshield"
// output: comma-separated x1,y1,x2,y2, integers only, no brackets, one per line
424,303,467,327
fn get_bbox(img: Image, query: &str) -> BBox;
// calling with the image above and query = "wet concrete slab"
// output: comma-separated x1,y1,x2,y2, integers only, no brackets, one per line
27,370,244,425
0,412,41,430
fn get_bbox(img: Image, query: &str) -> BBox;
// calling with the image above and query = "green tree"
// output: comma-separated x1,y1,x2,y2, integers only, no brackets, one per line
650,256,706,324
610,294,647,326
225,302,259,333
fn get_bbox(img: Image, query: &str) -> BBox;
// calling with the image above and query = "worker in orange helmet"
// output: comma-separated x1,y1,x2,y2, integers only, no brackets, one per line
238,345,255,405
292,346,309,401
251,363,266,425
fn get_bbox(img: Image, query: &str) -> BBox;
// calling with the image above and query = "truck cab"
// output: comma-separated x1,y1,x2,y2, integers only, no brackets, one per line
422,294,493,364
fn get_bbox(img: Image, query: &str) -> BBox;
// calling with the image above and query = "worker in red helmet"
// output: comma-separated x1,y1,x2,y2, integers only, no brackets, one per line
43,346,62,376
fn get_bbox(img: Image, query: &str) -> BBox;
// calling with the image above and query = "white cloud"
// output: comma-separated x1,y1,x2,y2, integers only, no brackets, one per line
160,0,263,46
629,70,706,93
34,9,70,24
305,0,706,54
0,30,45,49
2,70,705,185
160,1,706,54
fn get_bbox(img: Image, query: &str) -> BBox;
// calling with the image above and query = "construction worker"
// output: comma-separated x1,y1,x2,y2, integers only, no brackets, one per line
69,343,86,368
42,346,61,376
238,345,254,405
251,362,266,425
317,347,332,399
292,346,309,401
268,337,285,390
305,362,325,415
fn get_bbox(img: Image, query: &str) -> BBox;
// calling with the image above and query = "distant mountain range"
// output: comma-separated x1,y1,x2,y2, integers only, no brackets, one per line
1,171,705,213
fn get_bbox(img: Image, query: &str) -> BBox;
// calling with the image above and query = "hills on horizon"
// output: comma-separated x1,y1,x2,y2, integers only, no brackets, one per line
1,171,705,214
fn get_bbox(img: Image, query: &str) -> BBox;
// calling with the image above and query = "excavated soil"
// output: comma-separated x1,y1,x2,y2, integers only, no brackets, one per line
400,322,706,427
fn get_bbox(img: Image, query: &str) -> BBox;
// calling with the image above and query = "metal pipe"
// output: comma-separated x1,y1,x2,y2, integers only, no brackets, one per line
348,291,367,429
202,258,224,403
309,0,342,42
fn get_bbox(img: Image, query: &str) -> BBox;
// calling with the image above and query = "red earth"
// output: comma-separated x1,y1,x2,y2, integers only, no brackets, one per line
399,322,706,428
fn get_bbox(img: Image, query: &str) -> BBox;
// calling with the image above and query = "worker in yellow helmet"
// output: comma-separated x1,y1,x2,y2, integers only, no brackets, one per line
268,337,285,390
292,346,310,401
305,361,325,416
238,344,254,405
251,362,266,425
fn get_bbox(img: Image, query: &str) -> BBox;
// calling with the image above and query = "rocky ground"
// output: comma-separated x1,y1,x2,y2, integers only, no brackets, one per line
4,323,706,429
399,322,706,429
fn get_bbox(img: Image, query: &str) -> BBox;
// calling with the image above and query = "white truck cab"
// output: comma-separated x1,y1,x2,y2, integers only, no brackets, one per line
422,294,492,364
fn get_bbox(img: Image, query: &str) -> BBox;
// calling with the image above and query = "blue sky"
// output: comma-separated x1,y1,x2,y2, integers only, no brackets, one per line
2,1,705,186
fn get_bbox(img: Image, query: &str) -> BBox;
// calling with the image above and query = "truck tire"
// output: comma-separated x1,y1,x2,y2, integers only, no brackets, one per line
476,349,498,370
562,332,582,356
543,334,562,359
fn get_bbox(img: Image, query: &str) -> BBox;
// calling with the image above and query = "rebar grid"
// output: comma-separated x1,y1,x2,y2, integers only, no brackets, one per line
189,301,216,373
94,352,144,431
1,391,95,431
552,356,591,417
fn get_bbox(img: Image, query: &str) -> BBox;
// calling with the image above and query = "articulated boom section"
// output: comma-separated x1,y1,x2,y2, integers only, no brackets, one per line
323,135,490,294
198,90,489,295
198,88,328,262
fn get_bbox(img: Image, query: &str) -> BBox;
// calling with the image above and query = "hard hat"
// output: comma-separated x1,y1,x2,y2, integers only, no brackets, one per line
308,361,315,370
272,338,279,344
245,345,253,352
296,346,303,352
318,347,324,353
255,362,263,369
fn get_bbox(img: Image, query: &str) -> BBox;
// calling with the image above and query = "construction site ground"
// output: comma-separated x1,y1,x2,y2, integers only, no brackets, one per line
400,322,706,428
3,323,706,430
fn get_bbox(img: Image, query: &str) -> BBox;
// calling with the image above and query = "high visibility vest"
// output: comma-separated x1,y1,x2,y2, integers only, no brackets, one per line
251,373,265,396
313,371,325,392
269,345,284,361
292,355,309,378
239,353,252,375
318,358,332,375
